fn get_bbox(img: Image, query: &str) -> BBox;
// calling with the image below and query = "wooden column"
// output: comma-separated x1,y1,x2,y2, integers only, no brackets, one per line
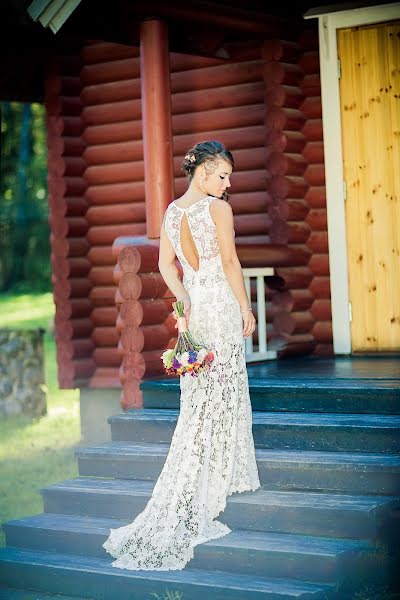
140,19,174,238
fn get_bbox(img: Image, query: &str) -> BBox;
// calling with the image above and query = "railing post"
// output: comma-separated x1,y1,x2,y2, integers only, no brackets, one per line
242,267,277,361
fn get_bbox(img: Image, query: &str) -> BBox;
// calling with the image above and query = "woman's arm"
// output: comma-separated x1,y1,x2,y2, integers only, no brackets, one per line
158,214,189,301
210,199,251,310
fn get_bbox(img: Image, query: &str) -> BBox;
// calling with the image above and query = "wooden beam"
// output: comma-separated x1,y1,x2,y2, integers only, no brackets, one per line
140,19,175,239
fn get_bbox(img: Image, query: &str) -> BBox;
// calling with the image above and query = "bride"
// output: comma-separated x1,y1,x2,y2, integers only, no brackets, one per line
102,140,260,570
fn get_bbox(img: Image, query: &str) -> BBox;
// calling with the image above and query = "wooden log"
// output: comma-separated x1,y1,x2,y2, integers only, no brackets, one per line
141,324,171,350
53,277,92,298
112,241,159,273
308,253,330,276
86,202,146,226
81,79,141,106
119,272,142,300
312,321,333,343
66,257,91,277
306,208,327,231
53,316,94,339
265,107,305,132
301,96,322,119
50,235,90,258
49,216,88,238
82,42,139,64
262,40,301,63
65,196,89,216
314,343,334,356
170,52,224,71
90,368,122,389
117,246,141,273
304,186,326,208
269,198,309,221
304,164,325,186
88,266,115,286
263,62,303,86
119,325,145,352
84,121,142,145
273,310,314,335
81,58,141,85
311,299,332,321
276,334,316,357
269,175,308,199
139,273,169,299
84,162,145,185
265,85,303,109
85,181,145,205
233,213,272,236
299,50,320,74
307,231,329,253
88,246,115,266
84,140,143,165
120,379,143,410
301,73,321,96
272,266,314,289
302,141,324,164
117,299,144,327
91,306,119,326
50,136,86,157
269,219,288,244
82,99,141,126
56,338,95,359
94,346,125,367
46,74,81,97
91,327,120,346
174,126,265,155
141,299,171,325
266,130,305,154
60,116,84,137
59,297,92,319
287,222,311,244
236,242,310,266
171,82,264,115
170,60,263,94
172,104,264,135
267,153,306,177
89,285,117,306
229,192,271,214
309,276,331,299
87,223,147,246
301,118,323,141
272,289,314,311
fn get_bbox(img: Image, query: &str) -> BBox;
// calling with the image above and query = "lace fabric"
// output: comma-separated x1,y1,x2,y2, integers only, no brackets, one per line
102,196,261,570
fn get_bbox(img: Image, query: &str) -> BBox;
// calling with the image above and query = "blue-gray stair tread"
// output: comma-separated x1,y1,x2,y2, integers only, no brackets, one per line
0,547,335,600
39,476,399,539
108,409,400,452
0,587,94,600
76,441,400,470
109,409,400,429
4,512,371,556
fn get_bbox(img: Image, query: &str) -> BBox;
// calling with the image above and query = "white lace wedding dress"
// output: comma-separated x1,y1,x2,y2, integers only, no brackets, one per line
102,195,261,570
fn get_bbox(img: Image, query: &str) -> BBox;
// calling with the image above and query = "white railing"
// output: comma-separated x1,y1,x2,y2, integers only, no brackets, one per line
242,267,277,362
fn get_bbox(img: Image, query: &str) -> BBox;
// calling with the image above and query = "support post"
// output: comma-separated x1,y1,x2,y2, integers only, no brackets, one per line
140,19,175,238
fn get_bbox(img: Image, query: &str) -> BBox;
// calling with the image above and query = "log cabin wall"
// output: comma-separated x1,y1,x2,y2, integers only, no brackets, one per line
80,42,146,388
46,32,333,391
300,28,333,356
45,54,96,389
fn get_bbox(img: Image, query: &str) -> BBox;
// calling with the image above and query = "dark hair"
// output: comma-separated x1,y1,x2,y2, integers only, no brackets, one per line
181,140,234,180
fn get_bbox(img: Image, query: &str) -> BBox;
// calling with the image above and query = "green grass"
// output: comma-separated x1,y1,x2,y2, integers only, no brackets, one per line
0,290,80,548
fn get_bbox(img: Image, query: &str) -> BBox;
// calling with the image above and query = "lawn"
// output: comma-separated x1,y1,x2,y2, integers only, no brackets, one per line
0,289,81,548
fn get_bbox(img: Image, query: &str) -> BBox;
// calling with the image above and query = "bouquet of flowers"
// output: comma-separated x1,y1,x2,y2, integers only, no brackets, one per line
161,299,215,377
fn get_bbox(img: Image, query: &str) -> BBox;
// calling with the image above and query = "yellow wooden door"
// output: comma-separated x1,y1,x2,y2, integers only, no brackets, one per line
337,20,400,352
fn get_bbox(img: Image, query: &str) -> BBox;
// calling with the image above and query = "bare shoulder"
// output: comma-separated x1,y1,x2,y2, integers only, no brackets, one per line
209,198,233,224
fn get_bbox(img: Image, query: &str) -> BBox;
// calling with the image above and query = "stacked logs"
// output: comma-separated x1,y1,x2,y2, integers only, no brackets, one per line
80,42,147,388
45,55,95,388
262,39,315,356
300,29,333,355
112,238,177,409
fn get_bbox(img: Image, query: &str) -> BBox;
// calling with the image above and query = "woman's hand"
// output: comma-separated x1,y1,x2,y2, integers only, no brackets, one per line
242,309,256,338
173,294,191,328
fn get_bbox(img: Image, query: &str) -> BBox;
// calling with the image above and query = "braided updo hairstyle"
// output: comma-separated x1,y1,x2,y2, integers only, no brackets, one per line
181,140,234,200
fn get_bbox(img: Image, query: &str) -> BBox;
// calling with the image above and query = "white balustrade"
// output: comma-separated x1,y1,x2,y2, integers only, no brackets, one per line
242,267,277,362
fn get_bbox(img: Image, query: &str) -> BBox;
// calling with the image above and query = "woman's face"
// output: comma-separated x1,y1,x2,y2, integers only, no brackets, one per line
195,158,233,198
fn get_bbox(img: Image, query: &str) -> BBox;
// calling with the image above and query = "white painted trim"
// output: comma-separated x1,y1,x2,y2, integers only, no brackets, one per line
305,3,400,354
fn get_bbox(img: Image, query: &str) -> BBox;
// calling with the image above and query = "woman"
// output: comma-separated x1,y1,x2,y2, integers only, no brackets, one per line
102,140,261,570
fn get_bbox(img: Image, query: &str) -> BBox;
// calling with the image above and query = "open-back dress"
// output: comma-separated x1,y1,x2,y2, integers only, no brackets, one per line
102,195,261,570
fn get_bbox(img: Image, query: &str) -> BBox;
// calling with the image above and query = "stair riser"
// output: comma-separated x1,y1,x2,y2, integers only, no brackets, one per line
142,387,400,414
41,489,384,540
0,560,329,600
76,455,400,496
4,523,362,583
110,422,400,453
